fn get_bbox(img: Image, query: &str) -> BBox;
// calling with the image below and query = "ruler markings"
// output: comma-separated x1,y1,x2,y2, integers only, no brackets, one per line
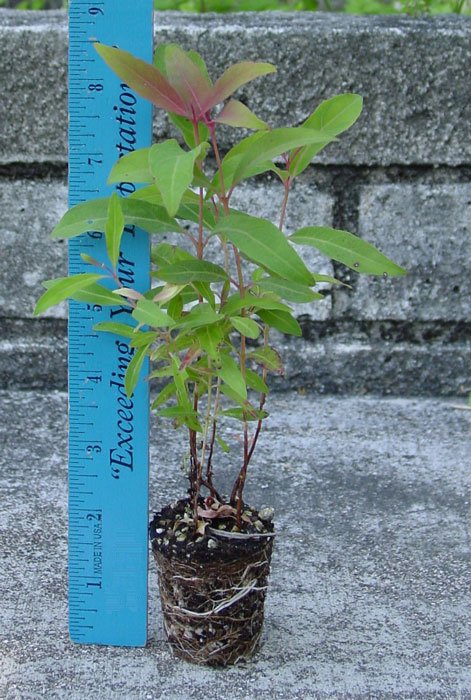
68,0,152,647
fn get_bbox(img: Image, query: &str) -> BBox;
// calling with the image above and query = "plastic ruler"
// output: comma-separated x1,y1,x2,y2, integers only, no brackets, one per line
68,0,153,646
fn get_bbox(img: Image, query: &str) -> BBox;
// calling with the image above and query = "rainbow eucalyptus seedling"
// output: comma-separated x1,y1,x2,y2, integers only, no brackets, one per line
35,43,406,666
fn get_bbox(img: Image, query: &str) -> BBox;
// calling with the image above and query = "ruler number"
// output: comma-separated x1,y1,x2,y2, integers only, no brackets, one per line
86,445,102,454
88,83,104,92
86,375,102,384
88,157,103,166
88,7,104,15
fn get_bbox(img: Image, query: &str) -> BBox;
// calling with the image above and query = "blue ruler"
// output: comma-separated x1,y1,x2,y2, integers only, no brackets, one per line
68,0,153,646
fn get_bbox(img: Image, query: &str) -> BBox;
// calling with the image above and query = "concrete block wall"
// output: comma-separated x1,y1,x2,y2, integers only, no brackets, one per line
1,10,470,395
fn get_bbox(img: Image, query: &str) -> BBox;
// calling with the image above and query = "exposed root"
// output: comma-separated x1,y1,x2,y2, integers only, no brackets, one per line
153,537,274,666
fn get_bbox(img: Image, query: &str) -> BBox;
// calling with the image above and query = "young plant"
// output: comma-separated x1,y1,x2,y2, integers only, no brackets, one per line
35,43,406,529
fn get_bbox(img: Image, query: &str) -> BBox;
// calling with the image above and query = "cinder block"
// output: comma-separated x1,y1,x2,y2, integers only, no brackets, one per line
1,12,470,166
0,13,67,164
334,184,471,321
0,179,68,319
270,335,471,397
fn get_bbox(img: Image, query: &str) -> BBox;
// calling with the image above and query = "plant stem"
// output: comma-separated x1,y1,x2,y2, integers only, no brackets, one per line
199,360,214,481
279,176,292,231
206,377,221,495
210,124,229,214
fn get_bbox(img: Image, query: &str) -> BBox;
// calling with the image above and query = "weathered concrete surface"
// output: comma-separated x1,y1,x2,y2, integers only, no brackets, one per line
0,180,68,319
1,175,469,396
1,11,471,166
335,183,471,321
1,390,470,699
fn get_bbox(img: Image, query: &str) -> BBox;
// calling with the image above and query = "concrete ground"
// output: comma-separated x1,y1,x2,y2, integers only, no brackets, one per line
1,390,470,699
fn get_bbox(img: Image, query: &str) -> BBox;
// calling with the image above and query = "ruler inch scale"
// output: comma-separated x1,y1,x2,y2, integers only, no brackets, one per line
68,0,153,647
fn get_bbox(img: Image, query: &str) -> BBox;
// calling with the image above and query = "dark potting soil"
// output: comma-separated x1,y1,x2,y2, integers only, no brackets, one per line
149,497,275,564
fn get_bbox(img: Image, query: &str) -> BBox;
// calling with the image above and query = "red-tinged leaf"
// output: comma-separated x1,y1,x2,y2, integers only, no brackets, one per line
161,44,213,117
112,287,144,301
215,100,269,130
180,346,201,370
153,284,186,303
202,61,276,111
197,504,237,519
94,44,188,117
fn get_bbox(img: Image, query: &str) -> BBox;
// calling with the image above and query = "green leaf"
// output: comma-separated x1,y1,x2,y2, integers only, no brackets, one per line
245,368,269,394
171,356,189,403
216,435,230,453
168,112,211,150
215,99,269,130
222,292,292,317
219,382,250,408
257,309,302,336
151,381,177,409
167,294,184,321
94,43,188,116
214,212,312,285
148,139,206,217
156,405,202,432
151,241,192,268
148,366,173,379
124,345,149,398
219,353,247,400
132,299,176,328
193,281,216,308
230,316,261,339
306,93,363,134
34,274,104,315
221,407,269,422
93,321,137,338
131,186,217,229
290,227,407,276
195,324,223,360
175,304,221,330
247,346,283,373
229,127,335,188
129,331,157,348
157,259,228,284
72,283,133,308
105,192,124,268
51,197,183,239
108,148,153,184
202,61,276,112
258,277,324,302
289,94,363,178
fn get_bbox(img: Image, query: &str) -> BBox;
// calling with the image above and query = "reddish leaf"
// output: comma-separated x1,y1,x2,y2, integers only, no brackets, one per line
202,61,276,111
215,99,269,130
161,45,213,117
94,44,188,116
